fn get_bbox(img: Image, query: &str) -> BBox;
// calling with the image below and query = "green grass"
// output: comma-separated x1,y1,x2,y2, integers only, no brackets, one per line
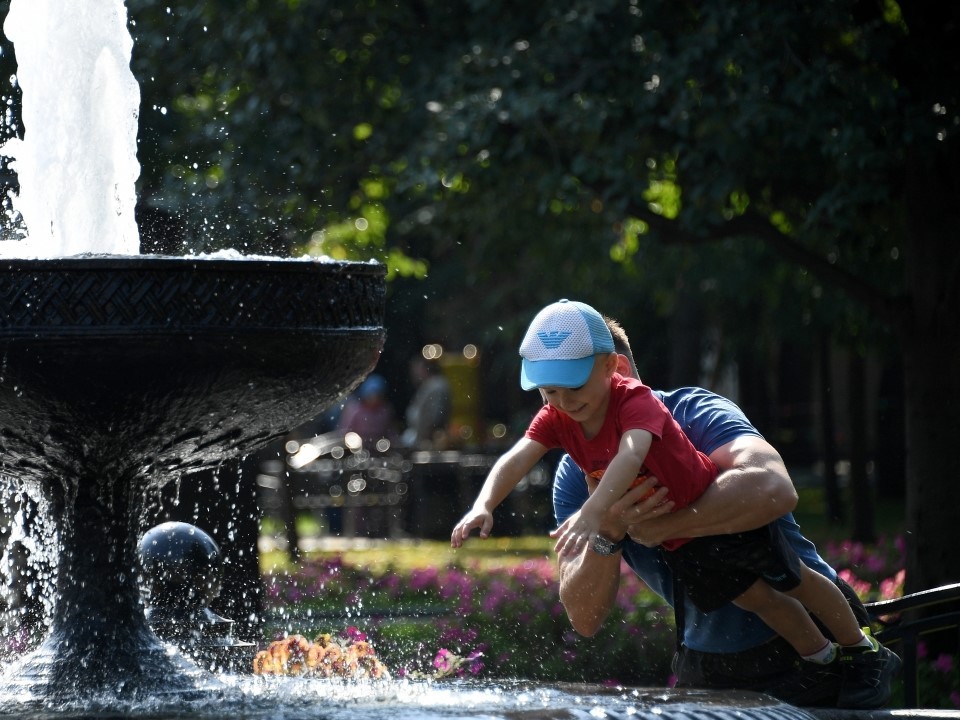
261,488,903,574
260,486,905,575
260,533,555,575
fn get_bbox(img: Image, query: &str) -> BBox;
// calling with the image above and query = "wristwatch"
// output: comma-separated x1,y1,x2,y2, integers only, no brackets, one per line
591,534,626,556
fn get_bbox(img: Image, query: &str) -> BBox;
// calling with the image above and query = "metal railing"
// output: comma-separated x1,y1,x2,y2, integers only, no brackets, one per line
866,582,960,708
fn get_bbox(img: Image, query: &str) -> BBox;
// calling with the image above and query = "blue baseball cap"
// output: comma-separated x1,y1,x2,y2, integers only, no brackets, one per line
358,374,387,399
518,299,614,390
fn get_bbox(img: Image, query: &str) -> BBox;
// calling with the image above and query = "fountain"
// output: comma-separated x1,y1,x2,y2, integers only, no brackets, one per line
0,0,387,712
0,2,896,720
0,253,385,706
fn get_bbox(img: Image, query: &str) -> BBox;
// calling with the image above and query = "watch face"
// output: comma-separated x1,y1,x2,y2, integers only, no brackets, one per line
592,535,616,555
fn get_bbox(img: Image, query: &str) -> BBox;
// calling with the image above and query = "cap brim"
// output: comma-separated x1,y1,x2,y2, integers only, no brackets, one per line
520,356,595,391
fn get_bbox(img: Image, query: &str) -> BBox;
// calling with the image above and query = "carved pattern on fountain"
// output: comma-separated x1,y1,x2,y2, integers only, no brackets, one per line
0,258,383,335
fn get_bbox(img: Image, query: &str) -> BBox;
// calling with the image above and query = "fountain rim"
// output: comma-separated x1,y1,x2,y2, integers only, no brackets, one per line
0,254,387,339
0,254,386,275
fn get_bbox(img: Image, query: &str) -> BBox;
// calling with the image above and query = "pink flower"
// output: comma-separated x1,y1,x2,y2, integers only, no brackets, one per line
341,626,367,642
433,648,455,673
836,569,871,598
933,653,954,674
878,569,905,600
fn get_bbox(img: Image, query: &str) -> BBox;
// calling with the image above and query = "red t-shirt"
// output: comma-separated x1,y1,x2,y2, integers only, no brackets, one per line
525,374,718,549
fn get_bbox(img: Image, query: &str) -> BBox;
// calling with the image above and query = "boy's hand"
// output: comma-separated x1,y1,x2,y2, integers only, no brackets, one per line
550,508,602,557
450,508,494,548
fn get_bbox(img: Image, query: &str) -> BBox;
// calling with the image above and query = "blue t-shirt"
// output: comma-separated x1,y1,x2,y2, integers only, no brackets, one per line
552,386,836,653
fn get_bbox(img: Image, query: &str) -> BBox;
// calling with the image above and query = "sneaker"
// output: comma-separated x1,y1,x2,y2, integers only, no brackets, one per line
837,631,903,709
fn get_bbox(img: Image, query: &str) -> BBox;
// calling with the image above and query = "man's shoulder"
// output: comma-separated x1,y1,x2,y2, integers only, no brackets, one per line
653,387,762,456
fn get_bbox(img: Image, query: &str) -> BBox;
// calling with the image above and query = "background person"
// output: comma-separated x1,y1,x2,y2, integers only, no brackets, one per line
336,374,399,447
402,355,451,449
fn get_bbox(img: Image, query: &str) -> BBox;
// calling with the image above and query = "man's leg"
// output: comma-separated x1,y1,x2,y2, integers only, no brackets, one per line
673,635,843,707
673,576,879,707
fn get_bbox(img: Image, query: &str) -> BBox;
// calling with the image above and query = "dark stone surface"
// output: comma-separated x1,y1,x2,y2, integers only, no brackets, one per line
0,256,385,704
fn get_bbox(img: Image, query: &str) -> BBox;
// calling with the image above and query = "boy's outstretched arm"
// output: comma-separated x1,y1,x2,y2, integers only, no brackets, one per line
450,437,548,547
552,428,652,557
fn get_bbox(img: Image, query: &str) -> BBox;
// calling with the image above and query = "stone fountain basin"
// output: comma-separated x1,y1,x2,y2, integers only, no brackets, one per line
0,255,386,706
0,255,386,484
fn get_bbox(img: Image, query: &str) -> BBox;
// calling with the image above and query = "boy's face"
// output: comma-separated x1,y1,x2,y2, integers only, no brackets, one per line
539,353,616,427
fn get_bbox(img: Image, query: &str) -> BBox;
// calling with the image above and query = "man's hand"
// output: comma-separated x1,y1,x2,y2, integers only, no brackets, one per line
616,475,676,546
584,474,674,546
450,507,493,548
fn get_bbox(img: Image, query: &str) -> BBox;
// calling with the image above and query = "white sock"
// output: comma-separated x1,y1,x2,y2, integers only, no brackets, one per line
845,633,872,649
802,640,838,664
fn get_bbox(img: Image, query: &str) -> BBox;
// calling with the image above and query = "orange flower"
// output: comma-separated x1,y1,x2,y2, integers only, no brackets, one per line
306,643,326,670
251,631,391,680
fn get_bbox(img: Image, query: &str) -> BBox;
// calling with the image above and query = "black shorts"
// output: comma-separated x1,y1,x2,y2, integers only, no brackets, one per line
663,524,803,612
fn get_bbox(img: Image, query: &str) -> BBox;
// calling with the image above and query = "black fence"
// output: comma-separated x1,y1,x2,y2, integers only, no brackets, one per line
256,433,555,548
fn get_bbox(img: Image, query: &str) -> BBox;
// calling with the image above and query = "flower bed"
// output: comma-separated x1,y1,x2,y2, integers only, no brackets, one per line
258,534,957,708
263,556,675,684
821,536,959,710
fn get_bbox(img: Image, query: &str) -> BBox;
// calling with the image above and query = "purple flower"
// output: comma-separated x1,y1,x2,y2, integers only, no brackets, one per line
933,653,954,674
433,648,456,673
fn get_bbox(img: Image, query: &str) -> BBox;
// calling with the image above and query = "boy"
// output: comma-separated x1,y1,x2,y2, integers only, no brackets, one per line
451,299,885,703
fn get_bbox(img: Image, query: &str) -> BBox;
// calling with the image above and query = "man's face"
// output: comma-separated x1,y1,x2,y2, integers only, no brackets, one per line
539,354,615,427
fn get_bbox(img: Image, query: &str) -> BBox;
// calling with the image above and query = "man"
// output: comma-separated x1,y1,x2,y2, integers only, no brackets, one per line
554,322,899,707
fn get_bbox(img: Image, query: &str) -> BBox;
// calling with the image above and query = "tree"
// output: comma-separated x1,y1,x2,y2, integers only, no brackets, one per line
379,0,956,590
3,1,952,590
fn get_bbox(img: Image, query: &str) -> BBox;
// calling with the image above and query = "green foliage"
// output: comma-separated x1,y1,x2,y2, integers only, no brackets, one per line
0,0,929,361
3,0,952,342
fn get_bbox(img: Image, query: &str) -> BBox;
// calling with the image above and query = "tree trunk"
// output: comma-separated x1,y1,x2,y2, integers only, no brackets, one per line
901,137,960,594
903,336,960,593
818,333,843,524
668,280,703,387
847,351,875,543
874,359,906,500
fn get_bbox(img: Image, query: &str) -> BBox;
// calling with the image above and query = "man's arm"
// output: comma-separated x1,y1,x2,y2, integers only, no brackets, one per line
557,478,672,636
624,435,798,547
557,546,623,637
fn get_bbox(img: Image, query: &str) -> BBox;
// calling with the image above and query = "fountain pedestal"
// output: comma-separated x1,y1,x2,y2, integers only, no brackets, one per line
0,256,385,707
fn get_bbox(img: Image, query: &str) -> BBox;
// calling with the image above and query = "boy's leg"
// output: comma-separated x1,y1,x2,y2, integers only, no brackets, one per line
783,564,865,646
779,567,902,709
732,579,831,658
674,574,897,708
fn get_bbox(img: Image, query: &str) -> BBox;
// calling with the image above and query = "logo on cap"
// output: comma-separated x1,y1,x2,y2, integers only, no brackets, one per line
537,331,572,349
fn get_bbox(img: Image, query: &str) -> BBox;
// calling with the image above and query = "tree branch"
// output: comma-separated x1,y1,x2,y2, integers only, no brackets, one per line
625,202,906,331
